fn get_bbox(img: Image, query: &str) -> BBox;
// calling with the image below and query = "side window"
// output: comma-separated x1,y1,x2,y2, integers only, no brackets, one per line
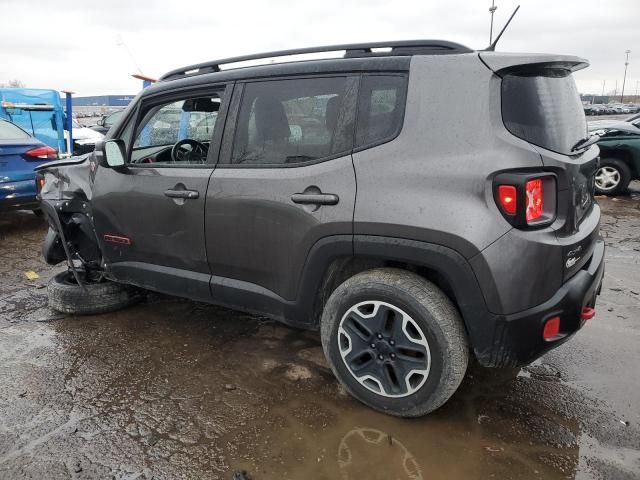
355,75,407,149
131,94,221,165
231,77,351,166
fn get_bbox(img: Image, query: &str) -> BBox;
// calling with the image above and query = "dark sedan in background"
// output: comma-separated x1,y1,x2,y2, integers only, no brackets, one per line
90,110,124,135
590,114,640,195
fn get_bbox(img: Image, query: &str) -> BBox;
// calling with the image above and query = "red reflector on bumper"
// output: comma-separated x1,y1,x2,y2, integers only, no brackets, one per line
581,307,595,320
543,316,561,340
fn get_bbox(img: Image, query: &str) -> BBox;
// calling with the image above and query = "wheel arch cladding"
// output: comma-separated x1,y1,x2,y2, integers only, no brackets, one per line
307,235,495,362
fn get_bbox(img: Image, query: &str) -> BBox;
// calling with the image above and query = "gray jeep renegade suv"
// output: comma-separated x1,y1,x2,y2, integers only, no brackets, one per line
36,40,605,417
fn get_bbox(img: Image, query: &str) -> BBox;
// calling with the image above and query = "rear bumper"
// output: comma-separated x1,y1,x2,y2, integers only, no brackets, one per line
0,179,38,211
479,238,605,367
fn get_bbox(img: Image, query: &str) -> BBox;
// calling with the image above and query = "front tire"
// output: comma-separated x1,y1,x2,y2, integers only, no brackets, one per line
595,158,631,195
320,268,469,417
48,271,140,315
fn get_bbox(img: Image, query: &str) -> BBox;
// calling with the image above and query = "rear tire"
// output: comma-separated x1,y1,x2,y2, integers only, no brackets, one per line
48,271,140,315
320,268,469,417
595,158,631,195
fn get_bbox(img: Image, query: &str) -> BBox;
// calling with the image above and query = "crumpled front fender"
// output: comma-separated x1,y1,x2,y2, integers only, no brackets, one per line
36,153,103,275
36,152,96,203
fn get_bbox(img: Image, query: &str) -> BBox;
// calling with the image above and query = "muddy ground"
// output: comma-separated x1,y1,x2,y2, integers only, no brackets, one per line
0,186,639,480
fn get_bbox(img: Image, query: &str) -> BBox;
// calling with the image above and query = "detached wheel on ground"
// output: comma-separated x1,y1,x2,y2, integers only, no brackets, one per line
595,158,631,195
320,268,469,417
48,270,140,315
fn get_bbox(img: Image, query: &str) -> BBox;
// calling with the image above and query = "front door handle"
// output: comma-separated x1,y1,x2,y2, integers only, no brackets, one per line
164,189,199,199
291,193,339,205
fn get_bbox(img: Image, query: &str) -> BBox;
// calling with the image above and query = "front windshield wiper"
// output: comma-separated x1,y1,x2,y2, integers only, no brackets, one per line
571,134,600,152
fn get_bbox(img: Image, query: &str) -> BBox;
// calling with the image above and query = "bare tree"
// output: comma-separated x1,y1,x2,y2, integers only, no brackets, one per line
0,79,26,88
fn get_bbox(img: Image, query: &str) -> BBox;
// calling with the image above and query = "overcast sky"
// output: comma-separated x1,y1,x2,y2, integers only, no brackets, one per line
0,0,638,97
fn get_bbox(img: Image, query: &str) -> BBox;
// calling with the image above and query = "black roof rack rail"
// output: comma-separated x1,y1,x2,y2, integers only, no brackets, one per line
159,40,473,81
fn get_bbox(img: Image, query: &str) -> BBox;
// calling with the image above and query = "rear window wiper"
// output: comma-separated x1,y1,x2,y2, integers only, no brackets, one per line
571,134,600,152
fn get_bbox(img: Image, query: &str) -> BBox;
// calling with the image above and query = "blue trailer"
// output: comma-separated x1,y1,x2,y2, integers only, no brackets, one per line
0,88,67,155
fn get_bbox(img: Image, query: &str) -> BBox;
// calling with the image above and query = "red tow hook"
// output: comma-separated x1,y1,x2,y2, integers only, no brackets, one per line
581,307,596,321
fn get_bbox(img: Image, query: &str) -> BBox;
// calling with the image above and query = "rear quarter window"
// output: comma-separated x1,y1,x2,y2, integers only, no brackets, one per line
355,75,407,149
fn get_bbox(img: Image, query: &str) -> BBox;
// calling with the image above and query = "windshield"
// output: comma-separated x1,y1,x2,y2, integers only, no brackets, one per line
502,69,587,155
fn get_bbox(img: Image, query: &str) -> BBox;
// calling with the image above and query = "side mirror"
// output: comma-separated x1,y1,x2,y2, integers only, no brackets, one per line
102,139,126,168
98,117,105,127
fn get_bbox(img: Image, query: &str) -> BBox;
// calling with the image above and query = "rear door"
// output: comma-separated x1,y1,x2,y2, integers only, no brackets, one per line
91,84,231,301
205,76,358,314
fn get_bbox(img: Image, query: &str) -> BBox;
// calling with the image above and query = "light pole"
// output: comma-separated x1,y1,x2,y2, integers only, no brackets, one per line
601,80,606,100
621,50,630,103
489,1,498,44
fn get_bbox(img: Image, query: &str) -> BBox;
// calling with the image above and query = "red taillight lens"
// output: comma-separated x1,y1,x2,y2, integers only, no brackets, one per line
24,146,57,160
543,316,561,340
525,178,543,223
497,185,517,215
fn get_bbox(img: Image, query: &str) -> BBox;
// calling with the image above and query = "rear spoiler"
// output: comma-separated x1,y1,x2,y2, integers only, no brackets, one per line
479,52,589,76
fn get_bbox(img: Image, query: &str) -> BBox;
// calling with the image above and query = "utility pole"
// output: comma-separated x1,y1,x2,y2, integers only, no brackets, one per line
489,0,498,44
601,80,605,101
621,50,630,103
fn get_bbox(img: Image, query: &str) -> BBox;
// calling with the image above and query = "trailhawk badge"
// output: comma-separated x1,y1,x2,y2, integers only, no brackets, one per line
566,245,583,269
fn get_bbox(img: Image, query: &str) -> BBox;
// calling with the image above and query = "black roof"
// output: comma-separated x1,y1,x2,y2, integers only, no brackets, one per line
159,40,473,82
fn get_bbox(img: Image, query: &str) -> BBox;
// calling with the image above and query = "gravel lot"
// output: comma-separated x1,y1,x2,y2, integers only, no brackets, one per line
0,184,638,479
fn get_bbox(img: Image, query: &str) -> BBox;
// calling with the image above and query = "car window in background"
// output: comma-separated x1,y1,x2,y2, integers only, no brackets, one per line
502,69,587,155
0,119,31,139
355,75,407,148
231,77,350,166
133,97,220,149
104,110,124,128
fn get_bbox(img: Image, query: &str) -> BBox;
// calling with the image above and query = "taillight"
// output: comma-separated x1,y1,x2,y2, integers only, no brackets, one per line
494,173,557,229
525,179,543,222
24,146,57,160
497,185,517,215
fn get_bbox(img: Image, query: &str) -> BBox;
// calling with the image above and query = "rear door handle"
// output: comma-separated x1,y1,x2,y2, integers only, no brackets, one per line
291,193,339,205
164,189,199,199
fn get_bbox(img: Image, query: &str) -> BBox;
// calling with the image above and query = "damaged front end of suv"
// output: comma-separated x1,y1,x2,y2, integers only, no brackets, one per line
35,153,105,285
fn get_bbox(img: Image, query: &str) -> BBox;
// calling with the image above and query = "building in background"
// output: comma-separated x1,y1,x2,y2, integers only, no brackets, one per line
581,95,611,104
72,95,135,107
70,95,135,117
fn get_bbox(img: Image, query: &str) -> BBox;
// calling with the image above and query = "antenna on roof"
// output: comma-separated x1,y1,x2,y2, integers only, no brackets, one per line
485,4,520,51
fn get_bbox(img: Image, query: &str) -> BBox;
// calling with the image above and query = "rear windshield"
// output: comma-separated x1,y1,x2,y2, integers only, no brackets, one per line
502,70,586,155
0,119,31,140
